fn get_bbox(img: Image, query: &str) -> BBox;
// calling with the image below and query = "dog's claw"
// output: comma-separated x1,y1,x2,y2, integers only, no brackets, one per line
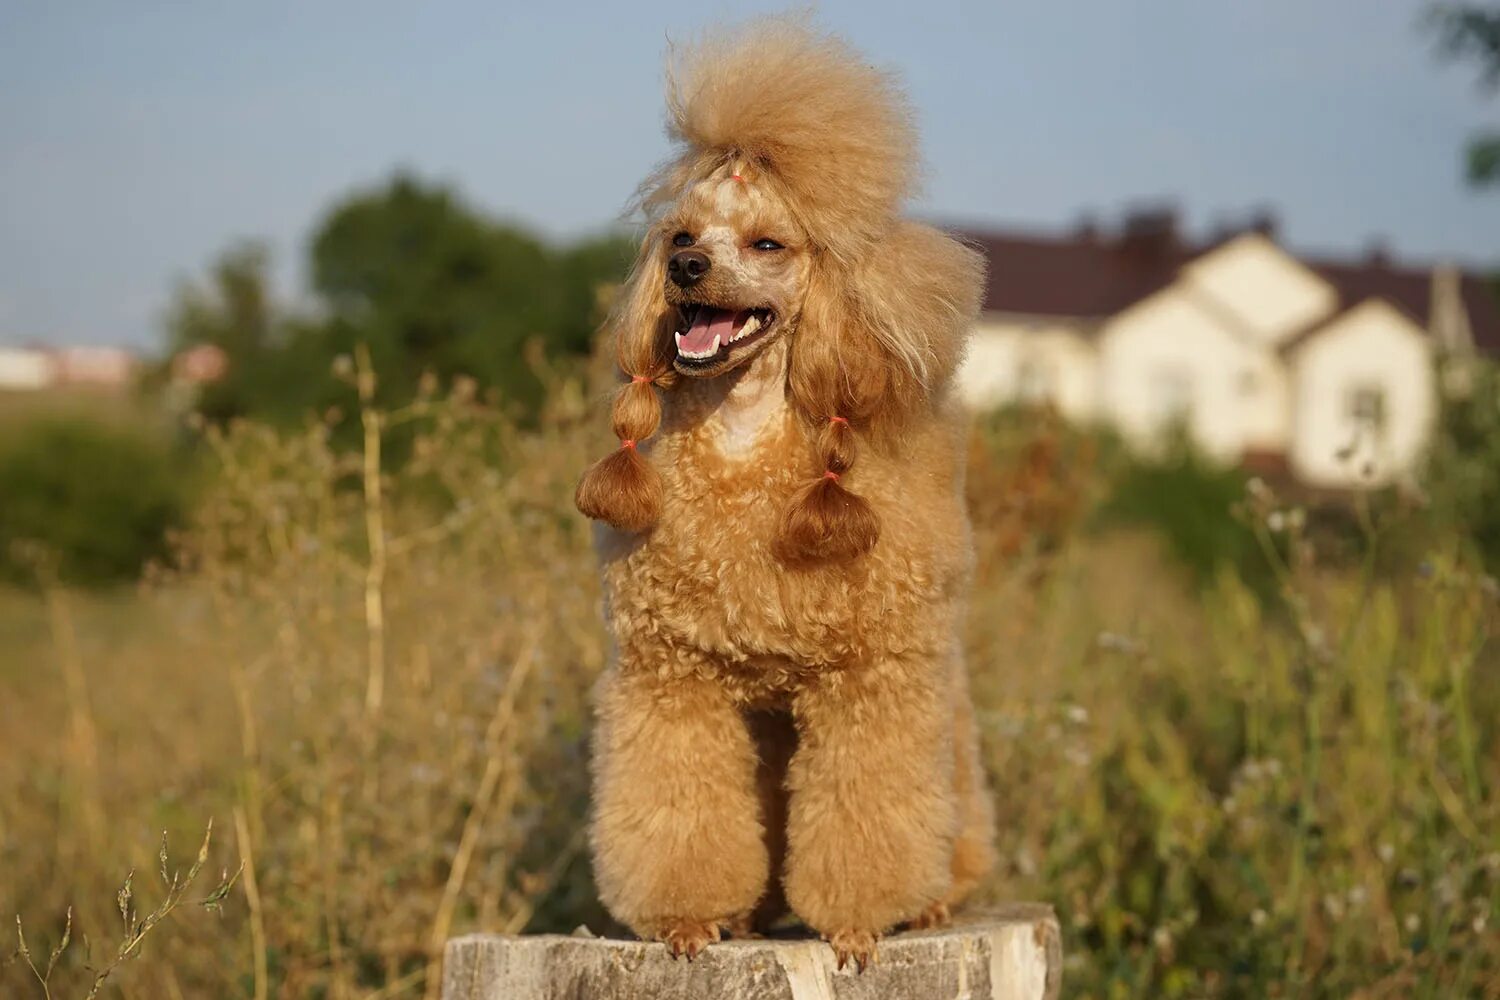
909,901,951,930
828,928,878,973
662,919,722,961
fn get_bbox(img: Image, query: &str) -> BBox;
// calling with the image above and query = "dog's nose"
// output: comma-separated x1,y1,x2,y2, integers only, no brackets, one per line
667,250,711,287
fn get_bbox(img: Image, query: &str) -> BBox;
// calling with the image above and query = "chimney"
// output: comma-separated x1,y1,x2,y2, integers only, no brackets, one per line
1118,204,1179,257
1364,238,1392,269
1072,211,1101,243
1430,263,1475,356
1248,207,1278,241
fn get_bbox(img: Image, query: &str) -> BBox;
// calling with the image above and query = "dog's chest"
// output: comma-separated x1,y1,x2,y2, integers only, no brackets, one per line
711,384,786,456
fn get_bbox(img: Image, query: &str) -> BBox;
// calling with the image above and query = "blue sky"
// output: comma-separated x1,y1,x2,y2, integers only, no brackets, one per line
1,0,1496,347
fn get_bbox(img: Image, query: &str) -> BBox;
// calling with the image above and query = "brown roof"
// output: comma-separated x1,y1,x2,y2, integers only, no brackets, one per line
951,216,1500,354
956,227,1192,320
1306,257,1500,355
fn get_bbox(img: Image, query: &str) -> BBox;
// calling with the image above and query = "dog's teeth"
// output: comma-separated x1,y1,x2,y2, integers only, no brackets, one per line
709,333,720,356
675,331,685,350
734,315,761,342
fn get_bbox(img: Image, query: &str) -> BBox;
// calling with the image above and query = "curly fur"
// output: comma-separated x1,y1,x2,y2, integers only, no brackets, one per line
579,17,996,966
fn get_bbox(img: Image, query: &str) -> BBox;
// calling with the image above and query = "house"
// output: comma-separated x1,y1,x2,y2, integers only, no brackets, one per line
954,208,1500,489
51,345,138,388
0,343,140,391
170,343,229,385
0,346,57,390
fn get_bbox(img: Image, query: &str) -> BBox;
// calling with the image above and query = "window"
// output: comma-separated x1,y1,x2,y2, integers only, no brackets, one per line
1150,367,1193,425
1015,358,1051,404
1347,384,1387,436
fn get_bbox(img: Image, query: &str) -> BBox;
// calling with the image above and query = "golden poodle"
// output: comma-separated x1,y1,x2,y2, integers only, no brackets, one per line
575,17,995,971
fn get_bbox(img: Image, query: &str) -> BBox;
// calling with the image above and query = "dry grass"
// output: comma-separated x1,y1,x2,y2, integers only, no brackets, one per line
1,376,1496,998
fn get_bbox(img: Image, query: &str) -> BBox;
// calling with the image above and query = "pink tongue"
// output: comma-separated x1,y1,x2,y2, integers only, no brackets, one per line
680,308,738,354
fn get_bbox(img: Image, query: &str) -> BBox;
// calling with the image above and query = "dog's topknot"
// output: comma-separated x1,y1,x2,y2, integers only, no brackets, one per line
650,17,919,264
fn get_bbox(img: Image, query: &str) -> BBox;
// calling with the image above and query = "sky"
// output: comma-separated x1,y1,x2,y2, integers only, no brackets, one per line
1,0,1497,348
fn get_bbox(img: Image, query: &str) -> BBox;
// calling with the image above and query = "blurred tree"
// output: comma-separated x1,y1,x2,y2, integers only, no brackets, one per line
1426,358,1500,572
0,419,191,585
309,174,632,414
1429,3,1500,186
163,241,281,422
166,240,276,357
166,175,635,426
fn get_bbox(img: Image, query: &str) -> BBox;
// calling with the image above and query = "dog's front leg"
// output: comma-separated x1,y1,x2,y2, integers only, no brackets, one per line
590,661,768,958
783,654,958,971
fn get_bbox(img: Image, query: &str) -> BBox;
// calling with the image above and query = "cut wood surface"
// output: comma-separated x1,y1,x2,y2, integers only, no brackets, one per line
441,904,1061,1000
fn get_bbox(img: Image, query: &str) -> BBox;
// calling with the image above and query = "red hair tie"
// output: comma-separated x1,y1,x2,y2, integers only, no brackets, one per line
621,439,637,450
630,375,650,384
828,415,849,427
823,470,841,481
731,173,746,184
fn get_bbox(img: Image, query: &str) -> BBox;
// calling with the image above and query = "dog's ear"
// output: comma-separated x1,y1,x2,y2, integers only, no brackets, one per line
778,222,983,563
790,221,983,432
575,232,677,533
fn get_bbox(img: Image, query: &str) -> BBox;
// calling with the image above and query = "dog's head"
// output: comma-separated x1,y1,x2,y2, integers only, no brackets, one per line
654,162,813,380
576,18,983,558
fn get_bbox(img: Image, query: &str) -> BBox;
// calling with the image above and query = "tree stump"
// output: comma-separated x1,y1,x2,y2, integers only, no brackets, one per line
441,904,1061,1000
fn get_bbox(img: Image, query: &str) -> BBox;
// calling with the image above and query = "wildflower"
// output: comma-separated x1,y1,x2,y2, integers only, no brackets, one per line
1346,885,1367,908
1064,704,1089,725
1322,894,1345,922
1404,913,1420,934
1250,908,1267,928
1377,842,1395,864
1267,510,1286,532
1095,631,1144,655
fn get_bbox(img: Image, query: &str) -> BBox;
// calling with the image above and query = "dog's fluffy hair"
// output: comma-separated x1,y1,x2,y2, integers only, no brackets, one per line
578,17,996,967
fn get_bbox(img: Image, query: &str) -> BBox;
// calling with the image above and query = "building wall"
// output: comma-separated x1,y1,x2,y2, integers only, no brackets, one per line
959,316,1097,420
0,348,56,390
1288,300,1435,487
1096,288,1266,461
1236,347,1293,452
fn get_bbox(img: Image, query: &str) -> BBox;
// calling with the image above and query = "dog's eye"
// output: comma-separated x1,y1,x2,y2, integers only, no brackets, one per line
672,232,694,247
751,238,784,251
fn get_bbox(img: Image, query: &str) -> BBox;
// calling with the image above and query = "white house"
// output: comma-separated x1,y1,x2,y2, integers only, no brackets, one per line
0,346,57,390
955,209,1500,489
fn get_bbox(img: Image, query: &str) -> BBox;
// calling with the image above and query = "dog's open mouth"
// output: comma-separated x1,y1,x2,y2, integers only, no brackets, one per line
674,305,776,365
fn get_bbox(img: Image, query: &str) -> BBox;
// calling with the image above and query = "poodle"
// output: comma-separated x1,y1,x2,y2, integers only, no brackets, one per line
574,17,996,971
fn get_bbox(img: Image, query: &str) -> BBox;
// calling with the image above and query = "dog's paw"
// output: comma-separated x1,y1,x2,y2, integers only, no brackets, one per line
724,913,761,939
661,919,722,960
907,900,951,930
827,928,879,972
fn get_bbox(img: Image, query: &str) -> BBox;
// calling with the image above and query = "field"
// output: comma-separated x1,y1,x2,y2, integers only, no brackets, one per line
1,376,1496,999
